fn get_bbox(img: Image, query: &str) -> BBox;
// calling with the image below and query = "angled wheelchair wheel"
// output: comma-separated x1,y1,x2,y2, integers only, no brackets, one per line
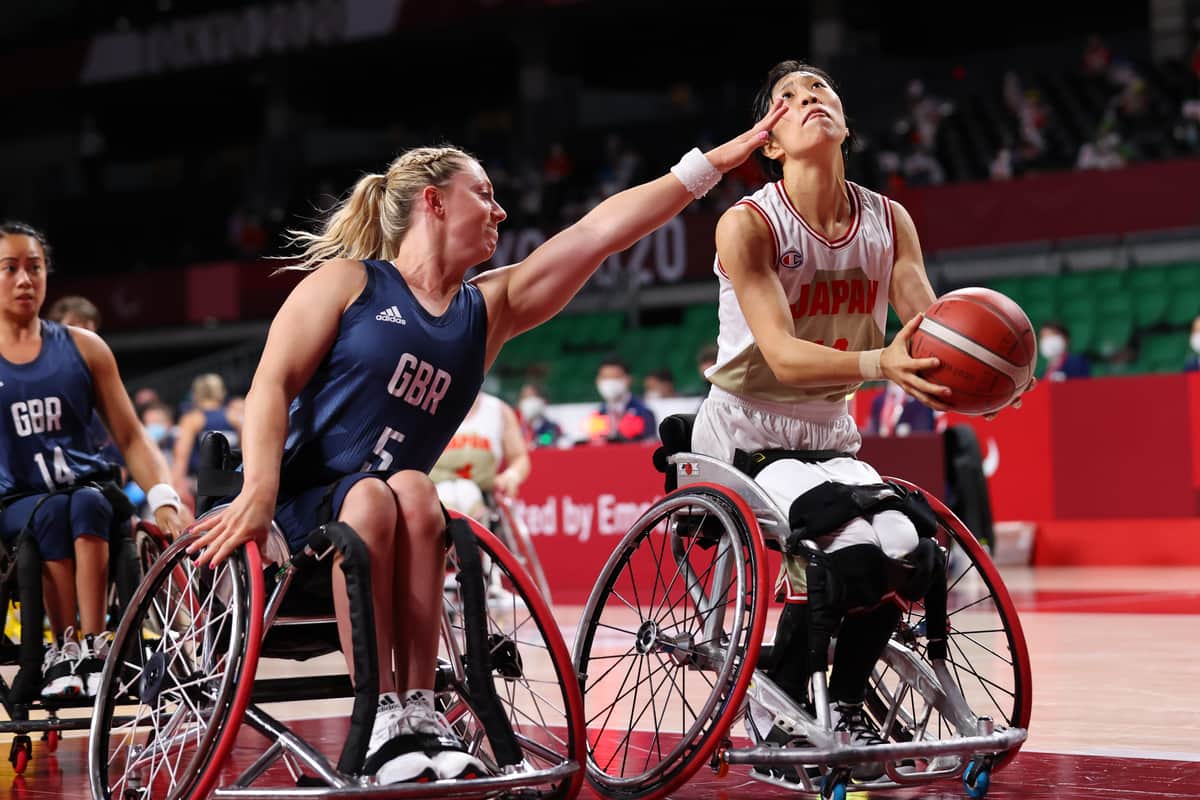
88,534,264,800
441,512,586,799
572,484,769,800
867,479,1032,772
493,494,554,605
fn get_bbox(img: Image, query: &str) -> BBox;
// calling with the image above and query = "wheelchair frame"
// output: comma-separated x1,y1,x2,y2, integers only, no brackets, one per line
573,450,1030,800
0,513,166,775
87,509,586,800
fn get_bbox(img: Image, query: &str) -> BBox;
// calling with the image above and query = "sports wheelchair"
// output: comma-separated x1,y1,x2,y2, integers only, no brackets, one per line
0,478,167,775
483,492,553,606
87,434,585,799
572,415,1030,800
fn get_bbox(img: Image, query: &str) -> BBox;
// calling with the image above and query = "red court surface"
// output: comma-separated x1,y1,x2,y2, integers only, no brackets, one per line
5,565,1200,798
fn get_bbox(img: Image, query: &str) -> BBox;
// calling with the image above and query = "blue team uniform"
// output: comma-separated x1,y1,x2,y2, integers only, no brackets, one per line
187,407,239,476
272,260,487,550
0,321,116,560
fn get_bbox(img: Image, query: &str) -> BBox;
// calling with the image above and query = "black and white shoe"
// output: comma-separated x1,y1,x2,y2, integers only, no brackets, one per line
80,631,114,698
831,702,887,781
41,628,84,699
365,693,488,784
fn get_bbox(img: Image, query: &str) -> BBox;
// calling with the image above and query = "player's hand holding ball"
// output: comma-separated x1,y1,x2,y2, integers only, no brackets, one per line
907,287,1037,417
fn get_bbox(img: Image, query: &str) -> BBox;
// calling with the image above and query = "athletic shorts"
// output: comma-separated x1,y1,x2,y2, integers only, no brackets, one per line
693,387,919,601
274,472,385,554
0,487,114,561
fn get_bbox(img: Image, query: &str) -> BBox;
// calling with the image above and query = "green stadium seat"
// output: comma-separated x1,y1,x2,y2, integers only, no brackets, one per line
1088,269,1126,294
1165,290,1200,327
1133,289,1171,327
1126,265,1170,293
1022,297,1057,328
1056,272,1092,298
1138,332,1190,373
1094,318,1133,358
1164,262,1200,291
1021,275,1059,304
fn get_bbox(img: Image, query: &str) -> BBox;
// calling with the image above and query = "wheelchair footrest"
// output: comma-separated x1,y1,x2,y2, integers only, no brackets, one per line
212,761,579,799
723,726,1027,768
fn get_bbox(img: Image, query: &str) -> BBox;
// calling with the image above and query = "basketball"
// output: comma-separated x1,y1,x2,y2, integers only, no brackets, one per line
908,287,1036,415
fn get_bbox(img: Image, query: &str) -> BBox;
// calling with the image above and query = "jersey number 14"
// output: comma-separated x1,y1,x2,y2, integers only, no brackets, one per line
34,447,76,490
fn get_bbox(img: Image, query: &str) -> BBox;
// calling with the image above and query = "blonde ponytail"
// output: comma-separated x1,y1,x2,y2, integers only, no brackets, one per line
280,146,475,272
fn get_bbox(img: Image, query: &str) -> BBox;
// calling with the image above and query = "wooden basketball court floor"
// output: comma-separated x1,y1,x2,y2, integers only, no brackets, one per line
5,565,1199,799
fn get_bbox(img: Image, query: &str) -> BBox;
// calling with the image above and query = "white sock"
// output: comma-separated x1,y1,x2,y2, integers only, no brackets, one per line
402,688,435,708
369,691,403,753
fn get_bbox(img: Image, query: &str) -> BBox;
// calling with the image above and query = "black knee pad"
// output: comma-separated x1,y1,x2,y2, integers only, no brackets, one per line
827,544,893,611
891,538,946,602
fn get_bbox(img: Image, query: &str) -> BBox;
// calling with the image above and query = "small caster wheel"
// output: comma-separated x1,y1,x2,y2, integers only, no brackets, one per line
820,769,849,800
964,759,991,798
10,736,32,774
709,739,731,777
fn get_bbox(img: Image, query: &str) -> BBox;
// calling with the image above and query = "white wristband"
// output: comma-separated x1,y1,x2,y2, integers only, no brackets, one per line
670,148,723,199
858,349,883,380
147,483,182,514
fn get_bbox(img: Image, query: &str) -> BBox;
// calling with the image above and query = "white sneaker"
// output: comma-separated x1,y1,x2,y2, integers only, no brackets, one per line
80,631,114,698
364,693,437,783
41,628,84,699
364,693,488,783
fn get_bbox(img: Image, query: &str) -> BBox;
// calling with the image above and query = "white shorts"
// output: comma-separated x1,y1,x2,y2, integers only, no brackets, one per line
693,387,919,599
436,478,487,519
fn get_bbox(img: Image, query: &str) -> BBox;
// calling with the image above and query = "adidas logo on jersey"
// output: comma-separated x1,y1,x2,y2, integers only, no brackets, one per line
376,305,407,325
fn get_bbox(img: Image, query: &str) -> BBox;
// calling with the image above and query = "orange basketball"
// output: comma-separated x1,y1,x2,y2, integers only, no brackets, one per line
908,287,1036,415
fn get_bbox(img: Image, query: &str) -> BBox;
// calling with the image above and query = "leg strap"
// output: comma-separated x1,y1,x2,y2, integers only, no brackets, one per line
305,522,379,776
446,518,523,768
10,534,45,706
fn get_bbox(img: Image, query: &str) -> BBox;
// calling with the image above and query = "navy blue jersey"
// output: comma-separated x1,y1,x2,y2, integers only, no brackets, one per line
187,408,238,475
0,321,114,495
279,260,488,493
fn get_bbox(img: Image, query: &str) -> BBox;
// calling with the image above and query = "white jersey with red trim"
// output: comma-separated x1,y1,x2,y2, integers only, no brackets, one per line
706,179,896,408
429,392,507,490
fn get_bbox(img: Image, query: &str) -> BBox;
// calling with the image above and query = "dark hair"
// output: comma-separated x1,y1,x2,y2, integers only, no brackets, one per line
598,354,630,374
751,60,853,180
0,221,52,268
696,343,719,365
1041,320,1070,340
648,368,675,384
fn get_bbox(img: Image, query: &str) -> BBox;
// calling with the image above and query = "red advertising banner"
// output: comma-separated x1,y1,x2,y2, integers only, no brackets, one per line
1050,374,1197,518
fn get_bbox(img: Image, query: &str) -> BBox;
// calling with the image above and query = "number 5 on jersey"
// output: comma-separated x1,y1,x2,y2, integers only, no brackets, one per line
364,427,406,471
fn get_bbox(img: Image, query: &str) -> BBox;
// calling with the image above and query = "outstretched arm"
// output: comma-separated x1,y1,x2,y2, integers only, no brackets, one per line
474,100,788,363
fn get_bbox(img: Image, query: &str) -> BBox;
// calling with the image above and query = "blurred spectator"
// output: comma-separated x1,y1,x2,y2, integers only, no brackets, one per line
1187,314,1200,372
517,383,563,448
139,401,176,462
697,344,718,381
226,394,246,432
1082,34,1112,78
47,295,101,331
1039,321,1090,381
584,356,656,443
431,392,530,520
643,368,676,400
45,294,117,462
1077,131,1127,170
171,373,240,494
132,387,162,416
866,381,936,437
